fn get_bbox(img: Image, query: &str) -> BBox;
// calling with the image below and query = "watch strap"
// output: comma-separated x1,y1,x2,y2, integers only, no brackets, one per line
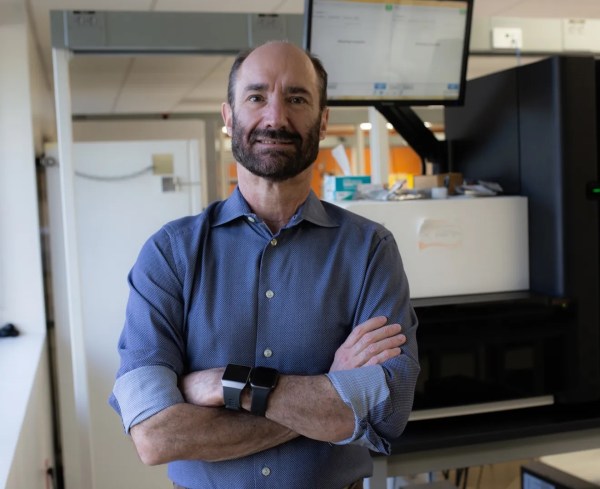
223,384,245,411
250,385,272,416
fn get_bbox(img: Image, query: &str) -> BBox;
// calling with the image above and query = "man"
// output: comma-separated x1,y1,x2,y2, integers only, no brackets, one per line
110,40,419,489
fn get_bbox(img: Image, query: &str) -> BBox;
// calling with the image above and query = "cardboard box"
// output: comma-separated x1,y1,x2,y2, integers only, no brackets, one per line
323,175,371,201
413,173,463,194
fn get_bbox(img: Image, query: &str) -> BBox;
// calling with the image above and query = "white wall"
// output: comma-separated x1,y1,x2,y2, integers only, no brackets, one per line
0,1,56,488
73,118,210,207
46,139,202,489
0,3,47,334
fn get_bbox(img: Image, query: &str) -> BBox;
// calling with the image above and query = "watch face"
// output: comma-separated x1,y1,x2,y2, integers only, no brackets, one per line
251,366,279,388
223,364,251,383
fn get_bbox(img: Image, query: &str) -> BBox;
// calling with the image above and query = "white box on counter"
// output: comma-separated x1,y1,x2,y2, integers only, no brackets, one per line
336,196,529,299
323,175,371,201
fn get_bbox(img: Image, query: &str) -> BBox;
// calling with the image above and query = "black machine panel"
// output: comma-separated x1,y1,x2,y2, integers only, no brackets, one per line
413,294,574,411
442,56,600,405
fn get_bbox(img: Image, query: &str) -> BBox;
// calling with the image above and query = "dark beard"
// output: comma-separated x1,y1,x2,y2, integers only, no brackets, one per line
231,115,322,182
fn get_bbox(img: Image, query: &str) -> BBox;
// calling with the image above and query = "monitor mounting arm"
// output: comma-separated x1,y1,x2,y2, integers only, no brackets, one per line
375,103,448,172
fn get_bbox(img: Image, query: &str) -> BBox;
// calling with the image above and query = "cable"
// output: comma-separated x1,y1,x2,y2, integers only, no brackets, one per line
454,468,461,486
176,180,202,187
455,467,470,489
476,465,484,489
462,467,469,489
75,165,153,181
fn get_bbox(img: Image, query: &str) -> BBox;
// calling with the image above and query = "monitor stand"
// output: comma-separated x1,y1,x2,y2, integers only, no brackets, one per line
375,103,448,173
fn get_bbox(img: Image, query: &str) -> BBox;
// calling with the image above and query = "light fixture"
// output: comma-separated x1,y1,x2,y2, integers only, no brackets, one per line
360,122,396,131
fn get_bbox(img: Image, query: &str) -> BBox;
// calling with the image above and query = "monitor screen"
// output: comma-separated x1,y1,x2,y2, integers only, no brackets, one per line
521,462,599,489
304,0,473,106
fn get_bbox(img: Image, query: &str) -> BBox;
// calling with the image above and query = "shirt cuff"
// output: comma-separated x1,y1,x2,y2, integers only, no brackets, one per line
112,365,184,433
326,365,391,453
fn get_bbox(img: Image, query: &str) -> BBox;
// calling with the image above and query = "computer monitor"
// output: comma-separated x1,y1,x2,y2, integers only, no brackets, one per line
304,0,473,106
521,461,600,489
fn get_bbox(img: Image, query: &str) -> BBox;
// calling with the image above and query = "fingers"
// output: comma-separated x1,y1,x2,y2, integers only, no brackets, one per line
349,317,405,351
352,317,406,367
330,317,407,372
355,323,403,351
343,316,388,348
355,327,406,367
363,347,402,367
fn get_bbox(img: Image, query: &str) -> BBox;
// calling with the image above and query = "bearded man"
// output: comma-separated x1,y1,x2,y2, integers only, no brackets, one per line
110,40,419,489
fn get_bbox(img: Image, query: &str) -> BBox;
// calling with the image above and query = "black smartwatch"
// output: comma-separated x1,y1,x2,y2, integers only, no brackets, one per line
221,364,252,411
250,366,279,416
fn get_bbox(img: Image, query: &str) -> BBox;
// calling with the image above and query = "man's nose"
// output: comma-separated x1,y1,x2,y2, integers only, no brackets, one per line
262,97,288,129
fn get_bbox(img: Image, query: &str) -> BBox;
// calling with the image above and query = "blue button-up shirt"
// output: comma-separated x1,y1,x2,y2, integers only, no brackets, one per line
110,188,419,489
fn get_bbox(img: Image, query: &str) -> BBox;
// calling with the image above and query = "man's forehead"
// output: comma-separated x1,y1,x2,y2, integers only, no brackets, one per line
235,44,317,93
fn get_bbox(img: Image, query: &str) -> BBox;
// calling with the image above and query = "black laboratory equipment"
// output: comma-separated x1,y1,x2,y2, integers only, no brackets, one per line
442,55,600,407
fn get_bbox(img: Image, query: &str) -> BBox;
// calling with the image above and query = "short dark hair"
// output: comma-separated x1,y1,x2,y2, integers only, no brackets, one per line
226,41,328,111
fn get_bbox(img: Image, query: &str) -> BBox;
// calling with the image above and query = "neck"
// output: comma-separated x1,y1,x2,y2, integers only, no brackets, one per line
236,164,313,233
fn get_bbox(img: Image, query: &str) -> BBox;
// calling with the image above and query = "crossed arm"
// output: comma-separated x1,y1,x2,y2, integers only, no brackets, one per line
130,316,406,465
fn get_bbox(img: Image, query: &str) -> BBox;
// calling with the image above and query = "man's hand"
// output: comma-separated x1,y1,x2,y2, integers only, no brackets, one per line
180,367,225,407
329,316,405,372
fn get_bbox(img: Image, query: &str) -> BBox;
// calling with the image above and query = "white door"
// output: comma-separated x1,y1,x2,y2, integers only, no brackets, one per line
46,139,203,489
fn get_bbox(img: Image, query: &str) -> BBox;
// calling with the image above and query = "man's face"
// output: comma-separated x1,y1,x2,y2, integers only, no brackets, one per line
230,109,322,182
222,43,329,182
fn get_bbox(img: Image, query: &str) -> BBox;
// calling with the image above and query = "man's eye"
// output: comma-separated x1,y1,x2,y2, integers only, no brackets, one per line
289,97,307,104
247,94,264,102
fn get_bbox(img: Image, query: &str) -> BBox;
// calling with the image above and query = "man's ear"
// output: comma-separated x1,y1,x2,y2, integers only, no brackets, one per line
221,102,233,136
319,107,330,140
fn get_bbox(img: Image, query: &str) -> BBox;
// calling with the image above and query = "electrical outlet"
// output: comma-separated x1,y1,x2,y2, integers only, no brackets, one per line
492,27,523,49
162,176,178,192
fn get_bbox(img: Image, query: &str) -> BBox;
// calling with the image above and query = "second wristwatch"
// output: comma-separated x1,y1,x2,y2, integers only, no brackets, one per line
249,366,279,416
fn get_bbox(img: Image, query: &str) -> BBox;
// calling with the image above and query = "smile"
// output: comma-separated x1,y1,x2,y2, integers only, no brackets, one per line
256,138,294,145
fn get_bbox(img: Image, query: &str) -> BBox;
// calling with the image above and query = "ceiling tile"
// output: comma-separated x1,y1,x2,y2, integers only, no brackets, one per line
69,56,133,74
473,0,600,18
152,0,303,13
127,55,228,75
34,0,600,117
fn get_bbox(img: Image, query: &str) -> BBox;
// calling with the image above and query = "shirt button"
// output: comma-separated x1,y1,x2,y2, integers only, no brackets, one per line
247,216,255,223
261,467,271,477
263,348,273,358
270,238,278,246
265,290,274,299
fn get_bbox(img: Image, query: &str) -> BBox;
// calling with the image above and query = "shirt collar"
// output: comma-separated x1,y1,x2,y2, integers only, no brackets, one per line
212,187,339,229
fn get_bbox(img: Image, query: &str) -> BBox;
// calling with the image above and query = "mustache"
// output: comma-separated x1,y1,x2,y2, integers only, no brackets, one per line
249,128,302,144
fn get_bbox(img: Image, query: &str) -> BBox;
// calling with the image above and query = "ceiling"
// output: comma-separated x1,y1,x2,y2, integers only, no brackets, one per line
27,0,600,124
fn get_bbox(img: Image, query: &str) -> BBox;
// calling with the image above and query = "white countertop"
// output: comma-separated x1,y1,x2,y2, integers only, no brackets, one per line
0,332,47,487
541,449,600,484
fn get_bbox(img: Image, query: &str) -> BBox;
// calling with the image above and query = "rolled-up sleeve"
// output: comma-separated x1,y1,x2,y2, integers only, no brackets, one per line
109,226,187,432
112,365,184,432
326,232,420,454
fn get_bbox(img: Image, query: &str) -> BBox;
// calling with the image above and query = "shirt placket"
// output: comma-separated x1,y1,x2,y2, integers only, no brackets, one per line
256,230,281,368
253,221,283,488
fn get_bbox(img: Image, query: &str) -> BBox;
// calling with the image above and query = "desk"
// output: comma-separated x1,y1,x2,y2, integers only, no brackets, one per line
540,449,600,486
0,332,53,488
367,401,600,489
